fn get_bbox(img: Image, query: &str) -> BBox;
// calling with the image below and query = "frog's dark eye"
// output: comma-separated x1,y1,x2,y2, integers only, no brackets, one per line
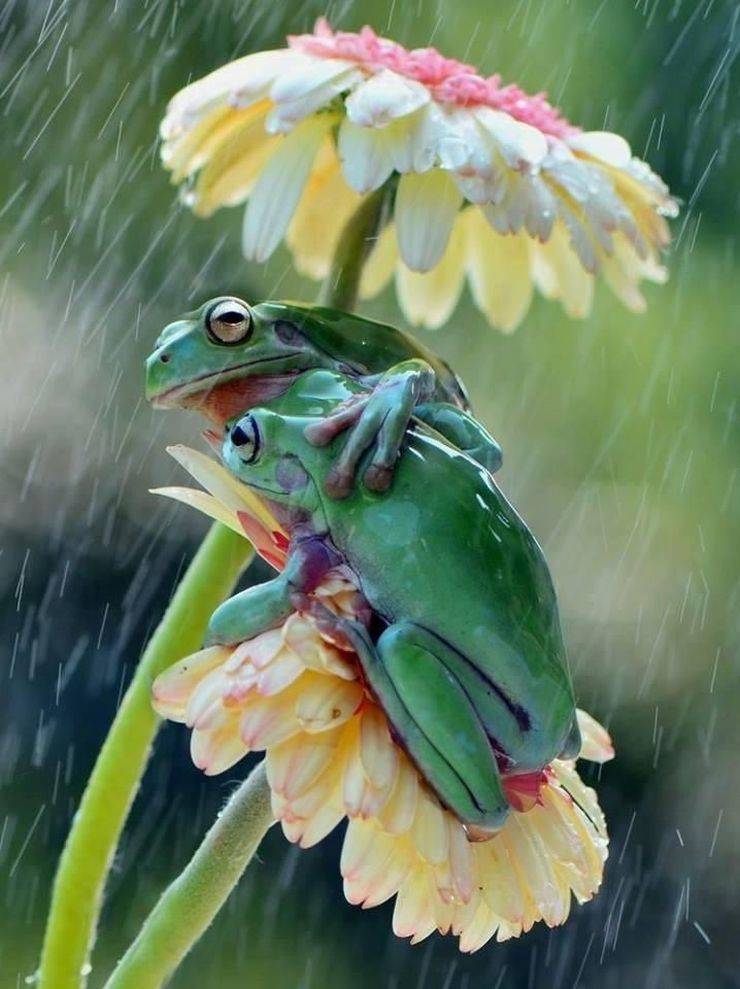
206,299,252,346
230,415,261,464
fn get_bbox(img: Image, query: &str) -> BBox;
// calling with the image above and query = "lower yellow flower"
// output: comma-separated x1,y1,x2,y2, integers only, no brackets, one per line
153,574,613,951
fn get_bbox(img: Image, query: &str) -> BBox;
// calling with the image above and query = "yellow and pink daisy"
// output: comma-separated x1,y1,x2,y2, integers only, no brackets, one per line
161,19,677,331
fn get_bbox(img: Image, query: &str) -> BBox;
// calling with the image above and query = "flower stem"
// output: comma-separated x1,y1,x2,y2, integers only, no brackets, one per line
103,762,273,989
38,523,252,989
319,185,391,312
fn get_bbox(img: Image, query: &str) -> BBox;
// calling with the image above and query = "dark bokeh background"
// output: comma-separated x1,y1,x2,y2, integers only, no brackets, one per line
1,1,738,986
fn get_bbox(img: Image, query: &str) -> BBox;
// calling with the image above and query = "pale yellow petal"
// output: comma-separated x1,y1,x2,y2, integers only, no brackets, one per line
285,139,364,280
191,101,278,216
359,222,398,299
267,724,344,800
464,209,533,332
529,221,594,318
150,487,242,536
151,646,232,722
190,712,247,775
576,709,615,763
394,216,466,329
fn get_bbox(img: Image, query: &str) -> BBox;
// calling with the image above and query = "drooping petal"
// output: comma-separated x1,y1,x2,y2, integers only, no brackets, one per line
285,139,364,279
395,170,462,271
529,221,594,318
242,113,337,261
464,209,533,332
337,119,397,193
191,101,278,216
394,215,466,328
359,223,398,298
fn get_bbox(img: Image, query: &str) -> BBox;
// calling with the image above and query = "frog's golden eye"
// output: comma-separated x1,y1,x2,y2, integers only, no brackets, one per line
206,299,253,346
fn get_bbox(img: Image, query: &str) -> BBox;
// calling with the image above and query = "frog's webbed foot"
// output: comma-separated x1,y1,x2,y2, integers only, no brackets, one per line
414,403,503,475
309,611,510,831
304,360,434,499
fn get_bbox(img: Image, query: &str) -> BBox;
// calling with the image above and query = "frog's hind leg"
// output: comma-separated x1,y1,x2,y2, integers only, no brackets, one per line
331,617,510,831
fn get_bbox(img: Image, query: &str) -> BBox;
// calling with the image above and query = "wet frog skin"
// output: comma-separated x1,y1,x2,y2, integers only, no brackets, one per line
206,370,580,832
145,297,502,497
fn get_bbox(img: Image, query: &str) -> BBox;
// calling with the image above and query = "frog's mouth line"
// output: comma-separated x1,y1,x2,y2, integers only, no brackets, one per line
152,354,304,406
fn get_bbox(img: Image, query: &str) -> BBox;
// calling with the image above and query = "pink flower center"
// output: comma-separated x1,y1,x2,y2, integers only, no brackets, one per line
289,19,577,138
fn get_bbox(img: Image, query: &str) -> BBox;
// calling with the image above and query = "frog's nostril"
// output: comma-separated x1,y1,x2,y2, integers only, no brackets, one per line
159,353,170,364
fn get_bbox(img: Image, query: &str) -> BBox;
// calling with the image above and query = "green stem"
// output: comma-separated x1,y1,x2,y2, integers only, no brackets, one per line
103,762,273,989
38,523,252,989
318,185,391,311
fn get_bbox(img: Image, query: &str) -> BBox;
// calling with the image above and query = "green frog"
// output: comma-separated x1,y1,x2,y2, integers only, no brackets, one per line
206,370,580,833
145,297,502,497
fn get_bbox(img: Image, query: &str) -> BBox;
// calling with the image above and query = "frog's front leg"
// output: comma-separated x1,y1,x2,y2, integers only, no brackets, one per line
206,534,337,646
304,359,435,498
309,610,510,831
414,402,503,475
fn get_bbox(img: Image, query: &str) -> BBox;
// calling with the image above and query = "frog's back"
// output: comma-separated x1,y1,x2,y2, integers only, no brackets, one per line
256,302,469,409
321,428,576,766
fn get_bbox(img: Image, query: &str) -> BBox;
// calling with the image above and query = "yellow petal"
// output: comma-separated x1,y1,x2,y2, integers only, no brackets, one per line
410,790,449,866
529,221,594,318
378,758,419,834
267,724,344,800
285,139,364,280
151,646,231,722
192,100,278,216
464,209,533,332
294,676,364,733
359,222,397,299
150,487,242,536
394,216,466,329
393,871,438,942
190,712,247,775
242,113,337,262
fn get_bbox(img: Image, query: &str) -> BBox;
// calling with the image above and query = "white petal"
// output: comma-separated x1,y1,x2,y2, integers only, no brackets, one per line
242,114,334,262
568,131,632,168
270,56,356,105
474,107,547,170
395,170,462,271
162,51,298,136
338,119,396,193
345,69,430,128
437,107,494,177
267,63,361,134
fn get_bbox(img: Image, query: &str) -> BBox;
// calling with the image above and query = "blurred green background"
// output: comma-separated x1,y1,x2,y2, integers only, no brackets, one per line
1,1,738,986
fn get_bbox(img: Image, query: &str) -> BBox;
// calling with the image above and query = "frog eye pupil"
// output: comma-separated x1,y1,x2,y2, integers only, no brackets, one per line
231,416,261,464
206,299,253,345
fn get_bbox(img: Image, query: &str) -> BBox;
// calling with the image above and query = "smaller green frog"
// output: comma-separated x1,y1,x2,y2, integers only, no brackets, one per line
206,371,580,832
145,297,502,498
